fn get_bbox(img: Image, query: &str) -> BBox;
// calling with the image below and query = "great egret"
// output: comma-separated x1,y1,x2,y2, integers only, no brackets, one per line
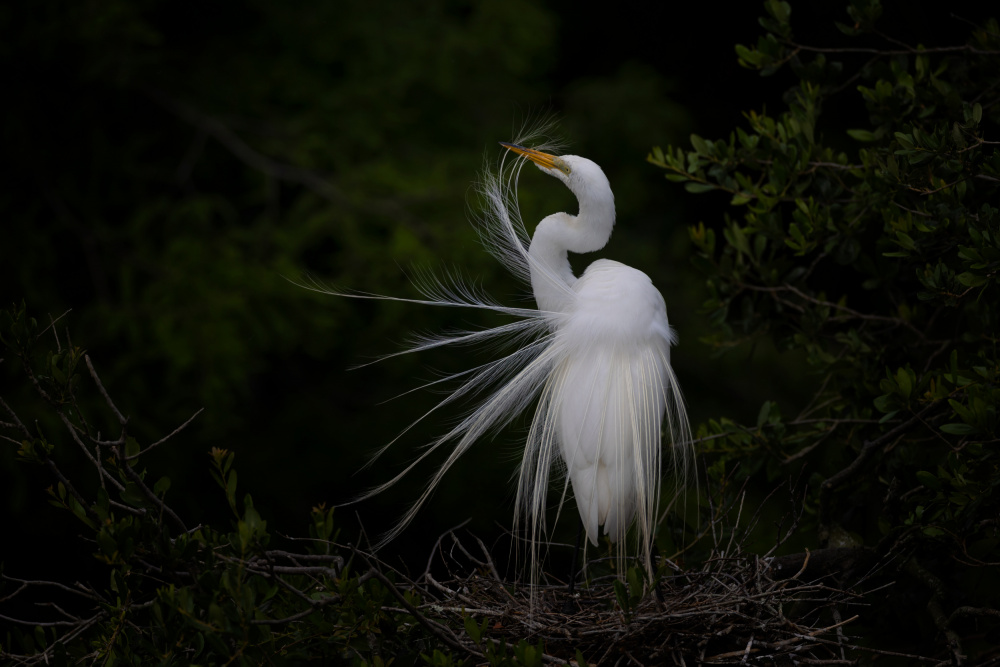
303,131,692,583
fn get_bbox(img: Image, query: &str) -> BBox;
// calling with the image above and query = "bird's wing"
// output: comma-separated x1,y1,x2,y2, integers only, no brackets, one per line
535,260,689,550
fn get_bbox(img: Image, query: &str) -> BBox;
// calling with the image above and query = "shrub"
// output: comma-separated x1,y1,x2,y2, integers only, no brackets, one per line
649,0,1000,660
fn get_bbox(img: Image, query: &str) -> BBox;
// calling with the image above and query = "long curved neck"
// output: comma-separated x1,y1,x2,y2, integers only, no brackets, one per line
528,214,577,314
528,190,615,314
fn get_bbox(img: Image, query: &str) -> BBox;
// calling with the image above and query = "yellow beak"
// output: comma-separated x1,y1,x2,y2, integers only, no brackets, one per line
500,142,569,174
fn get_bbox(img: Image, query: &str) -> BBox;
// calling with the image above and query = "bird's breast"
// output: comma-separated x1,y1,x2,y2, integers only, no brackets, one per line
563,259,672,346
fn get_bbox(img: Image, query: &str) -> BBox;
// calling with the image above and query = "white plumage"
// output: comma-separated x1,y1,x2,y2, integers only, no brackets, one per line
553,259,675,545
301,131,692,582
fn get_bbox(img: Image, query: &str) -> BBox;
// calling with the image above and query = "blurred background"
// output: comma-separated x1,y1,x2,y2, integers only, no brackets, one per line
4,0,980,575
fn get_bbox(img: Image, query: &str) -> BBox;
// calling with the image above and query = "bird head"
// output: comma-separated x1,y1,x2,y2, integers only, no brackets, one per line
500,143,612,205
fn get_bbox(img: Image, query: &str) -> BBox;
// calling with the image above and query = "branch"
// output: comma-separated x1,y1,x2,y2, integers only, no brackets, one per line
743,283,929,341
144,89,350,205
818,403,941,532
37,310,73,347
56,410,126,493
351,546,486,661
84,354,127,426
788,42,1000,56
124,407,204,461
0,396,30,438
117,448,188,533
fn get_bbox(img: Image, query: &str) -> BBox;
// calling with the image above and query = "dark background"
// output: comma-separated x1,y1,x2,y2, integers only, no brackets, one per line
2,0,991,577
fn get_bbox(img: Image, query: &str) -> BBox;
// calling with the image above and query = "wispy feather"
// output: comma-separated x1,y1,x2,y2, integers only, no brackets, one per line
297,121,692,592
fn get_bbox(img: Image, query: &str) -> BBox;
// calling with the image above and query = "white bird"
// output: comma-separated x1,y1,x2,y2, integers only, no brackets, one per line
302,131,692,582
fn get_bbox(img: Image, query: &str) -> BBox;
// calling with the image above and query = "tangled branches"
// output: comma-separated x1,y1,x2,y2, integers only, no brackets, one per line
403,501,920,666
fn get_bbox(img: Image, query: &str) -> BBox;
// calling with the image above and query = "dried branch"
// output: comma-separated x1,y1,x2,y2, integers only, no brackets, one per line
124,407,205,461
84,354,127,426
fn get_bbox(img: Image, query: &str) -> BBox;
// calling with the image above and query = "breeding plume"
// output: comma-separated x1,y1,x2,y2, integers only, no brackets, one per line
304,134,692,578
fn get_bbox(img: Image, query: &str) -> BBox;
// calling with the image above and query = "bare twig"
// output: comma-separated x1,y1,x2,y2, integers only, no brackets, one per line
117,449,188,533
123,408,205,461
38,310,73,349
84,355,127,426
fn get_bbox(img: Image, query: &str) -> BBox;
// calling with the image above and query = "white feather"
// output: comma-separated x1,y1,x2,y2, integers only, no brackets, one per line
300,126,693,587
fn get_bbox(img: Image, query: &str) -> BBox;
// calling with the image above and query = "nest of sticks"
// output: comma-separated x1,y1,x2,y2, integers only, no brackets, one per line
400,533,891,666
369,484,948,667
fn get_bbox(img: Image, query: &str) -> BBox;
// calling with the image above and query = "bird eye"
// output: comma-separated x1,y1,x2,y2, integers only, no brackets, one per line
553,158,572,175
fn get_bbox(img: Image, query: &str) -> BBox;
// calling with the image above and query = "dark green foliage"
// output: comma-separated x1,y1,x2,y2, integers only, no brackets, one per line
650,0,1000,660
10,304,645,664
0,304,442,664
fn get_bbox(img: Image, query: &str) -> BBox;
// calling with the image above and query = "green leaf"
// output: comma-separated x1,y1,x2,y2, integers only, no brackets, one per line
956,272,987,287
915,470,940,490
463,614,484,645
122,482,148,507
735,43,762,66
626,566,643,605
125,436,141,459
766,0,791,23
724,225,751,256
684,182,716,194
97,529,118,558
690,134,710,155
835,21,859,35
756,400,776,428
68,495,94,528
940,423,976,435
895,232,916,250
847,129,877,142
154,476,171,496
613,579,630,615
895,367,912,399
949,399,976,423
226,470,238,508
